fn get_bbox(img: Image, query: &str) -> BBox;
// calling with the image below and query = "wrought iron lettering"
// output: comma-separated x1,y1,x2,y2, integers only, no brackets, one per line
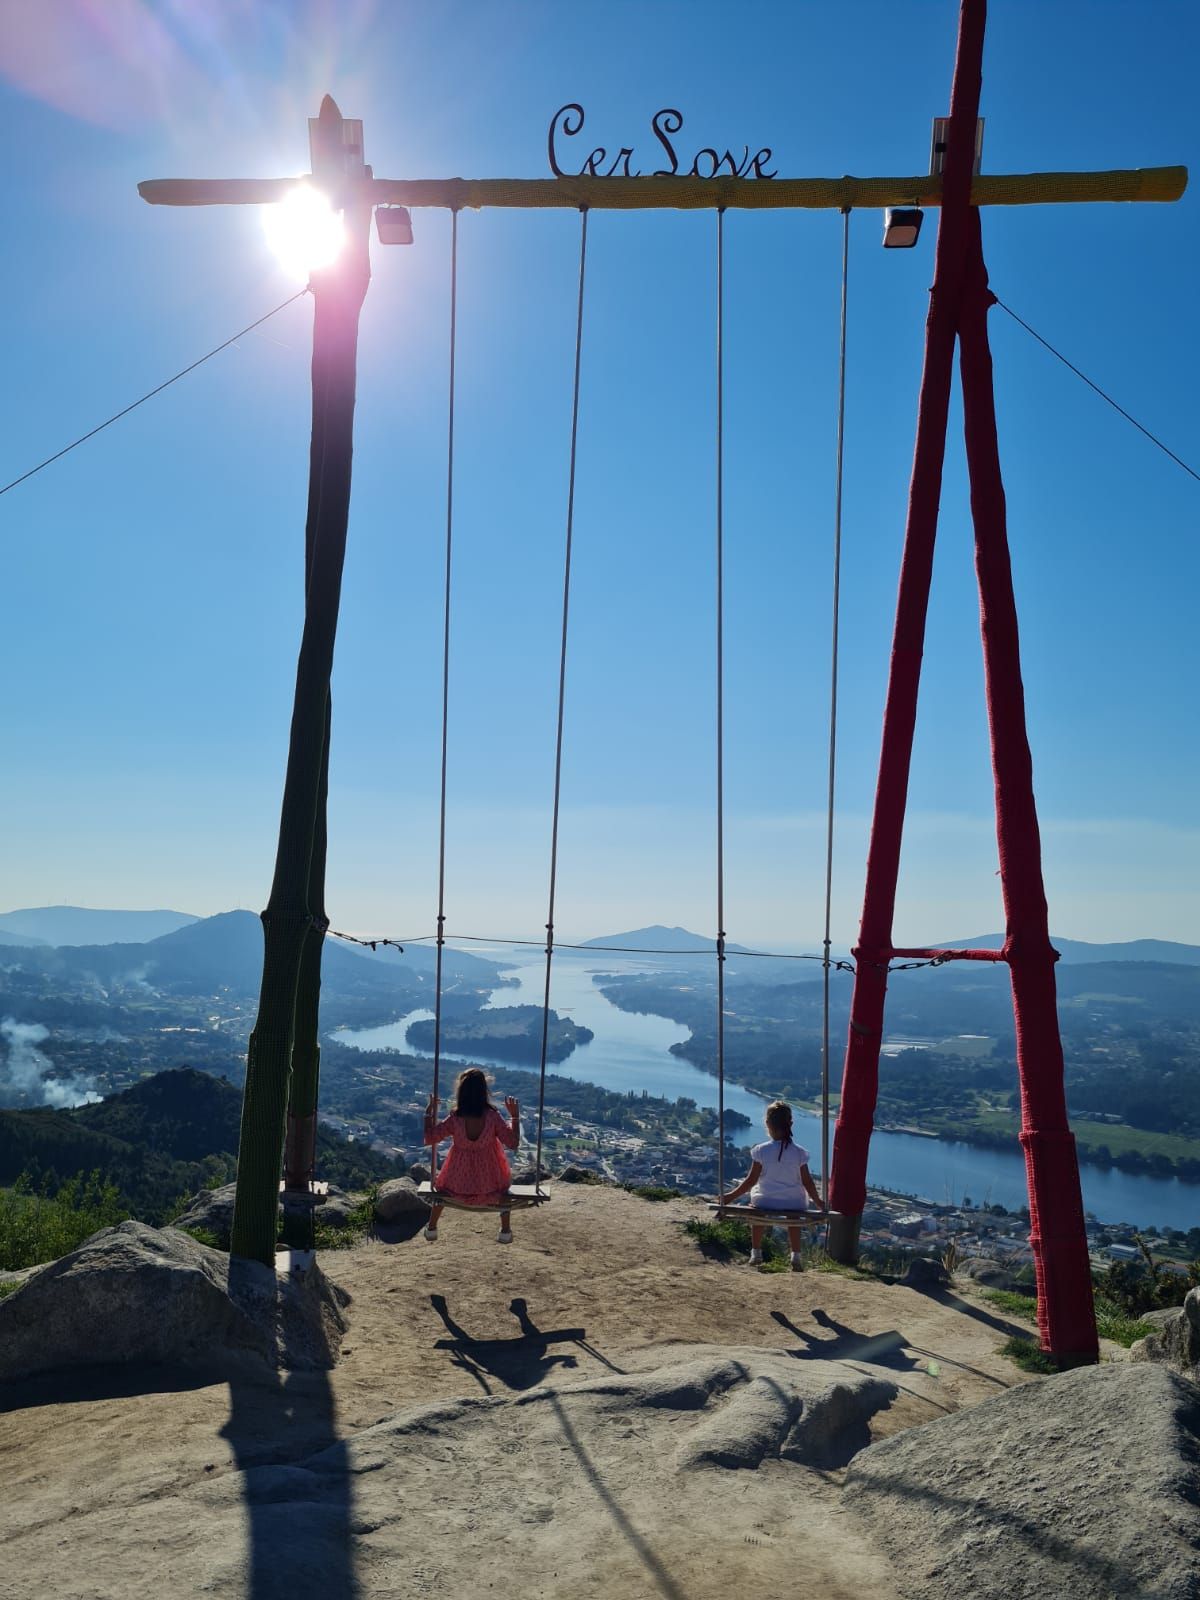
651,108,683,176
548,103,586,177
547,104,775,180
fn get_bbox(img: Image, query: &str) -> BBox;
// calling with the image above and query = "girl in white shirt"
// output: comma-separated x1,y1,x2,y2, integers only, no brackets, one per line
719,1100,824,1268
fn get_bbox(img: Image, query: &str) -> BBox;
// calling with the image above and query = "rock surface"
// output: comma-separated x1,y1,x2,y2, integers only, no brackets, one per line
956,1256,1025,1292
848,1361,1200,1600
0,1221,348,1382
3,1346,905,1599
373,1177,425,1221
175,1181,363,1246
1131,1286,1200,1379
902,1256,950,1290
0,1184,1111,1600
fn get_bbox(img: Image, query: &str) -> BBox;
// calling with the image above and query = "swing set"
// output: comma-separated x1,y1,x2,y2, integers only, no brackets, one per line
136,0,1187,1361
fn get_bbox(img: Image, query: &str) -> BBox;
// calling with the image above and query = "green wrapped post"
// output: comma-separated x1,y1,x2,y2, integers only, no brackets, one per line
231,108,372,1264
280,699,331,1248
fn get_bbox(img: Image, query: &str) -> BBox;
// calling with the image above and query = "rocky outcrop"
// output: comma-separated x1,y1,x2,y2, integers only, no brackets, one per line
1131,1287,1200,1380
0,1221,348,1383
847,1361,1200,1600
174,1181,363,1246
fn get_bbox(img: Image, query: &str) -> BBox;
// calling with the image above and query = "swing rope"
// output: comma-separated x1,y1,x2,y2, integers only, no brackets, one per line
715,207,728,1206
428,209,459,1188
534,207,590,1190
821,208,851,1205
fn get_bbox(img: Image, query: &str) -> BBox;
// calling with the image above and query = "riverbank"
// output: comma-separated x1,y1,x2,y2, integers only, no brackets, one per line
333,958,1200,1233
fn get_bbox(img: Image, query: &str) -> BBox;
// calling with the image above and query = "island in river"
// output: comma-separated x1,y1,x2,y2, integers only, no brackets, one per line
406,1004,593,1066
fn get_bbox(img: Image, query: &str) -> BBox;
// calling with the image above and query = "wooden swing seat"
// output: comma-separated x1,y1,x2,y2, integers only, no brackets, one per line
418,1182,550,1212
709,1203,837,1226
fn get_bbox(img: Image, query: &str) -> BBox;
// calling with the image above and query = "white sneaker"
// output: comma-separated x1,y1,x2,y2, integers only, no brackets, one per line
497,1229,514,1244
747,1249,763,1266
423,1226,438,1242
791,1252,804,1271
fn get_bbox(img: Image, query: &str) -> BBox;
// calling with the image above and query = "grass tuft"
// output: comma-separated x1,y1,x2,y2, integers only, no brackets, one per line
981,1289,1039,1320
178,1225,223,1251
623,1184,683,1202
1000,1335,1059,1375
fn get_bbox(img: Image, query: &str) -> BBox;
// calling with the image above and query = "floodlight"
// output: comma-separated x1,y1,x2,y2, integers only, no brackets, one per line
376,206,414,245
883,207,924,248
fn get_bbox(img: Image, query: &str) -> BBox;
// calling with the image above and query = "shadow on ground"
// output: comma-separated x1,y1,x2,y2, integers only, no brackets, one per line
222,1361,358,1600
430,1293,626,1394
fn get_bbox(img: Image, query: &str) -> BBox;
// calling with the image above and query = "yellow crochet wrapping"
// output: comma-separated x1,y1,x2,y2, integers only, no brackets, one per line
140,166,1187,211
368,167,1188,210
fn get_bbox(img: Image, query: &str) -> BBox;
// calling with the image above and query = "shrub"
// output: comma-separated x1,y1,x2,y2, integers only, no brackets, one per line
311,1189,377,1252
0,1171,128,1272
623,1184,682,1202
178,1226,223,1251
1101,1238,1200,1318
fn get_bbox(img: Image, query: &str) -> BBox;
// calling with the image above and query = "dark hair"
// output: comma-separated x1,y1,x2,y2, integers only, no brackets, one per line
453,1068,493,1118
765,1100,793,1160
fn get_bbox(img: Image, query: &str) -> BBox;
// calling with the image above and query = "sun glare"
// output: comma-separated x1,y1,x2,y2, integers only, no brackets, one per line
263,186,344,280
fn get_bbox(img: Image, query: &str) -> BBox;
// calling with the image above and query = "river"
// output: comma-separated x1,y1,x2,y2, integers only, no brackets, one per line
334,954,1197,1231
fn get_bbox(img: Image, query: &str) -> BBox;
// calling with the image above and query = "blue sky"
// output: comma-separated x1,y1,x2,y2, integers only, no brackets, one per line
0,0,1196,948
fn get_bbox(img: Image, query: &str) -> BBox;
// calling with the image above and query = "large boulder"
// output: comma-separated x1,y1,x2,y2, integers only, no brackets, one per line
0,1221,348,1384
374,1177,426,1222
847,1361,1200,1600
956,1256,1022,1292
1131,1287,1200,1380
174,1182,363,1247
902,1256,950,1291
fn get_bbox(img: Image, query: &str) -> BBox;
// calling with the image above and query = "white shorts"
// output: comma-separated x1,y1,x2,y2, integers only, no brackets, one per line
750,1188,807,1212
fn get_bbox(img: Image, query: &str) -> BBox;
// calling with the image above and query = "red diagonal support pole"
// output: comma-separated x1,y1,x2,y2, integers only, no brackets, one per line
958,208,1097,1360
827,0,984,1245
827,0,1098,1362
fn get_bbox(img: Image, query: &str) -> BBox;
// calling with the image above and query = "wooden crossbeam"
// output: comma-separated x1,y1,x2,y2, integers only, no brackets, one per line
139,165,1186,213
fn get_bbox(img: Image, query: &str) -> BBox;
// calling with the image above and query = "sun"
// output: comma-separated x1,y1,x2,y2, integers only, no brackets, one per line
263,186,344,281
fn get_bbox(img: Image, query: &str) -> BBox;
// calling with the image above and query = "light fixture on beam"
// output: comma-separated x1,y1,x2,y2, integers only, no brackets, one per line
375,205,414,245
882,207,923,248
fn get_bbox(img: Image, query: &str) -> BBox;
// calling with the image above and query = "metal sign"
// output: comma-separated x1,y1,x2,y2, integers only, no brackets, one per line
547,103,777,179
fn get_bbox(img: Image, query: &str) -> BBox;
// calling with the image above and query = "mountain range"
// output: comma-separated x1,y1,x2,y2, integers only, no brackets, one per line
586,925,1200,968
0,909,502,997
0,906,199,947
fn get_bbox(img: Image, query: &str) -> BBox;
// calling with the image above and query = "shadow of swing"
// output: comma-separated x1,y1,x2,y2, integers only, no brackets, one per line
770,1307,921,1370
429,1293,626,1395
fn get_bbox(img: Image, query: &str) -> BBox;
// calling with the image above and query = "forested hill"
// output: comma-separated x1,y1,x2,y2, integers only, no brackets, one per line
0,1068,402,1220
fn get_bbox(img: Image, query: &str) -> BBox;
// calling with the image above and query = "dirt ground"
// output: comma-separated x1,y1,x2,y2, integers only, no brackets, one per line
0,1188,1042,1600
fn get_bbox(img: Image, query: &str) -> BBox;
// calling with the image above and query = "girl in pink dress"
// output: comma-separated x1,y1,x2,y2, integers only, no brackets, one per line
423,1068,522,1244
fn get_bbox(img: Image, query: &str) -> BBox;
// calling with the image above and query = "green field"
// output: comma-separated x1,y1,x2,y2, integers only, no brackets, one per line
972,1108,1200,1164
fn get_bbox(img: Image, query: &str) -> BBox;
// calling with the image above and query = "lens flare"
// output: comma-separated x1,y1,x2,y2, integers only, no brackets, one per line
263,186,344,280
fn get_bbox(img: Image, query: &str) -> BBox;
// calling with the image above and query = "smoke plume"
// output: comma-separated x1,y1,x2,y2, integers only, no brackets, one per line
0,1018,101,1109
